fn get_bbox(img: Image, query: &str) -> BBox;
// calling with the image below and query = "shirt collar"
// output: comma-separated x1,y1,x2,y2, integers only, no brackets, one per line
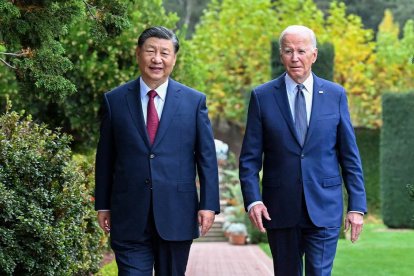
140,77,168,101
285,73,314,94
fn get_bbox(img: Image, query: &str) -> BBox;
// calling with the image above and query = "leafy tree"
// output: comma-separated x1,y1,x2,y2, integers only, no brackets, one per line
314,0,414,33
0,0,130,102
190,0,325,123
375,10,403,94
1,0,181,150
324,2,378,127
189,0,278,122
163,0,211,37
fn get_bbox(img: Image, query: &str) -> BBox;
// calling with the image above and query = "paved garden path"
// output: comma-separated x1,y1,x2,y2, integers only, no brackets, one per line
186,242,274,276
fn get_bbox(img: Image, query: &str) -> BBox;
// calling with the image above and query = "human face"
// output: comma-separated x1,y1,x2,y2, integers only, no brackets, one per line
136,37,177,89
280,33,317,84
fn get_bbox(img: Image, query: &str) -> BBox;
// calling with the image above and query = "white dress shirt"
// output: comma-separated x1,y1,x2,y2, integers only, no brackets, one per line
247,73,362,216
140,77,168,123
98,78,168,212
285,73,313,125
247,74,314,212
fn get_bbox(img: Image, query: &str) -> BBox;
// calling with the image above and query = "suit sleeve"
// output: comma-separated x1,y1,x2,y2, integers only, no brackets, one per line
239,91,264,210
95,94,115,210
195,95,220,214
337,90,367,213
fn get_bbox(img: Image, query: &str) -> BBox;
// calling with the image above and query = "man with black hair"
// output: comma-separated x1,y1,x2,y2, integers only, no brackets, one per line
95,26,219,276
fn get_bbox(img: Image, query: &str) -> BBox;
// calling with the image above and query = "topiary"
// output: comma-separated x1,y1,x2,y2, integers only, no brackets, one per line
0,104,105,275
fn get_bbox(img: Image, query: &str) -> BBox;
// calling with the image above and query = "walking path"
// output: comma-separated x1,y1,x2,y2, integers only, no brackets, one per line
186,242,274,276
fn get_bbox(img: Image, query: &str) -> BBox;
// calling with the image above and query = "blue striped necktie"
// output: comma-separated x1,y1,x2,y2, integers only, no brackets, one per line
295,84,307,146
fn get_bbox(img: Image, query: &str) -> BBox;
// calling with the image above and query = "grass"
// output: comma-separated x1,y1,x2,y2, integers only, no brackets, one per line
259,222,414,276
96,260,117,276
98,221,414,276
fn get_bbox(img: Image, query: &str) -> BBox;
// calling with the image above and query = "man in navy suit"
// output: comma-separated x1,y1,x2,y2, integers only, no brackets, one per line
239,25,367,275
95,26,220,276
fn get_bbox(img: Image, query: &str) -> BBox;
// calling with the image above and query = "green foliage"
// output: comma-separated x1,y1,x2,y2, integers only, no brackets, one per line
261,223,414,275
0,0,130,101
325,2,378,128
355,128,380,216
380,92,414,228
190,0,280,121
0,107,105,275
1,0,180,150
312,42,334,81
375,12,414,97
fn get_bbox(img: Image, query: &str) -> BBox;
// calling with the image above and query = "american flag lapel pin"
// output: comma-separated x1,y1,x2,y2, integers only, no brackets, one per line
318,90,324,94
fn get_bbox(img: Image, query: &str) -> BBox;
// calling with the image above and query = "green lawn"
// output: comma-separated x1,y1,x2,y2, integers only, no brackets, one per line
99,223,414,276
97,260,117,276
259,223,414,276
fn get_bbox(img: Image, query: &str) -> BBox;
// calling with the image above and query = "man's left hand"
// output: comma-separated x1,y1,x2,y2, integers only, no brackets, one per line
344,212,364,243
198,210,215,236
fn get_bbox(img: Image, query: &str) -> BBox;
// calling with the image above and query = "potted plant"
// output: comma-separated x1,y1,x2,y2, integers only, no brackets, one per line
227,223,248,245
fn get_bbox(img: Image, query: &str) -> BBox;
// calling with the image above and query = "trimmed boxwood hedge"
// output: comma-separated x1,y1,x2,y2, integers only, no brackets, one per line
380,92,414,228
0,108,105,275
355,128,380,216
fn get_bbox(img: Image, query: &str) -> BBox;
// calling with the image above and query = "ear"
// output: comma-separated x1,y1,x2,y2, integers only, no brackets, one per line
172,52,177,67
312,48,318,63
135,46,140,63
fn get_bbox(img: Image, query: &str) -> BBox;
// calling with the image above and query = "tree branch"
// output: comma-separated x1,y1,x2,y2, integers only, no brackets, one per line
83,0,97,20
0,51,26,57
0,57,17,69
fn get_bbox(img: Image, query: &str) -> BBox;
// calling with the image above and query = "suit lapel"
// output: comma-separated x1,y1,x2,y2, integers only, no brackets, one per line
125,79,151,148
152,79,182,148
273,76,302,146
304,74,324,146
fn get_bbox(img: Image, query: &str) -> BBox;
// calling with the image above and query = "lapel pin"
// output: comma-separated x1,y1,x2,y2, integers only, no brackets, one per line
318,90,324,94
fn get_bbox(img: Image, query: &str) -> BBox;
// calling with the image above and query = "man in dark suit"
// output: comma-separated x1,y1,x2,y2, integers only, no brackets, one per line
95,26,220,276
239,25,367,276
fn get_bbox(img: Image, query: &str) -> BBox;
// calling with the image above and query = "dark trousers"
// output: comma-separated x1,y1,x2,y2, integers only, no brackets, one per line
111,205,192,276
267,199,340,276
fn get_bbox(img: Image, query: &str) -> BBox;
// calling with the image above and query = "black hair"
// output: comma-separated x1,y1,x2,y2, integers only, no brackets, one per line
137,26,179,53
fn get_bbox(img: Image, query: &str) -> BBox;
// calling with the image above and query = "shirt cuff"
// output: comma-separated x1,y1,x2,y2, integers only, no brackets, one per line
247,201,263,212
348,211,364,215
200,210,216,214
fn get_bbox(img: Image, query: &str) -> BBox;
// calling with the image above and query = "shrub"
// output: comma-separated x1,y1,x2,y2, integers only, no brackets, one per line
380,92,414,228
0,107,105,275
355,128,380,215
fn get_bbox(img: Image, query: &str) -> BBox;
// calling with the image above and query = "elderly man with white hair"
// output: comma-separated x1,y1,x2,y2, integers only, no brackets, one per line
239,25,367,276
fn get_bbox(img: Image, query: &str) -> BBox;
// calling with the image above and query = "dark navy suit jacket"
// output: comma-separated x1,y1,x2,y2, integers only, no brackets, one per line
239,73,367,228
95,77,220,241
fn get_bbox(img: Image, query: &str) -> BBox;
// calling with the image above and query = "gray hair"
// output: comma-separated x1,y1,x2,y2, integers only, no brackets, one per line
279,25,317,50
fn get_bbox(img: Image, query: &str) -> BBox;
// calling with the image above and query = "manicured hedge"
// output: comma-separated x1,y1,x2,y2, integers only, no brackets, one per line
0,108,105,275
380,92,414,228
355,128,380,216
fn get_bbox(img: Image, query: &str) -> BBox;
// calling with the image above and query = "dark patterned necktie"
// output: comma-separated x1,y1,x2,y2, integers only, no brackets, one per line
147,90,159,145
295,84,307,146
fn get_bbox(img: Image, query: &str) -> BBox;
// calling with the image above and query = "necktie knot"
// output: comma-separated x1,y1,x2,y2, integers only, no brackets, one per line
295,83,307,147
148,90,158,99
297,84,305,93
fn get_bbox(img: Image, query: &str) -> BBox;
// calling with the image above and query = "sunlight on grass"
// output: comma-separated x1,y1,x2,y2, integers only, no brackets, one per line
259,222,414,276
97,260,117,276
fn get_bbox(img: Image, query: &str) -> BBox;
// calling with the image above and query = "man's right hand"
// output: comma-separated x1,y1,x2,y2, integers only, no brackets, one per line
97,211,111,234
249,204,271,233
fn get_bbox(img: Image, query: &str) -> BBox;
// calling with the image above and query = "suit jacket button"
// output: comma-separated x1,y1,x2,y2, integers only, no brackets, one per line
301,154,305,159
145,179,151,184
149,153,155,159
